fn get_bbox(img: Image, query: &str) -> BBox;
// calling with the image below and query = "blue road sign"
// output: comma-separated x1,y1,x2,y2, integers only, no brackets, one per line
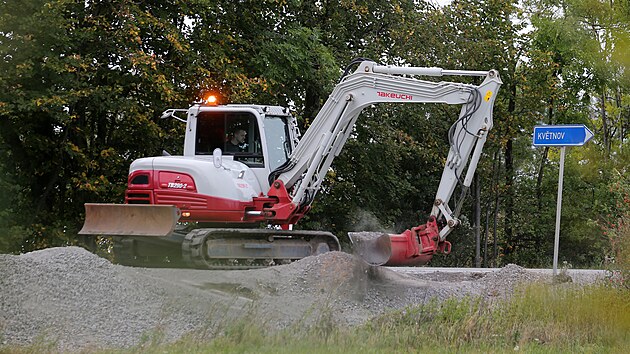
532,124,594,147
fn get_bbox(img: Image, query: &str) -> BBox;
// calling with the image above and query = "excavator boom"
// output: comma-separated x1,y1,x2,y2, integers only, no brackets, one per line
267,61,501,265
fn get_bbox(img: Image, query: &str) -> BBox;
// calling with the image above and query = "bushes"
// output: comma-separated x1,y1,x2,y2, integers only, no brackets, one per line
600,170,630,289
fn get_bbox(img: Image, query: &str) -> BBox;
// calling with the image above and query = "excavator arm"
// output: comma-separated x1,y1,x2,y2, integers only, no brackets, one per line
266,60,502,265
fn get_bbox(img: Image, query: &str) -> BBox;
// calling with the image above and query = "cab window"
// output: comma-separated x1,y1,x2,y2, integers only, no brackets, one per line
263,116,292,171
195,111,263,167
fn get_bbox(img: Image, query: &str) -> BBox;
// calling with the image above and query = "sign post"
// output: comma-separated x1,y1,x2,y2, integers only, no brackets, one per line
532,124,593,276
553,146,565,276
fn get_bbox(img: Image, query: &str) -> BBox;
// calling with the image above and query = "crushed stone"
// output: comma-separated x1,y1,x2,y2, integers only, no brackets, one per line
0,247,602,351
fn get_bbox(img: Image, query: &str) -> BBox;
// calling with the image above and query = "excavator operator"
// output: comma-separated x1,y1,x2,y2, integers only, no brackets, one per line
226,128,247,152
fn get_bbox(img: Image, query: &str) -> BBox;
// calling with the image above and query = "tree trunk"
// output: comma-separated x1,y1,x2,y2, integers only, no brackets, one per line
503,81,516,258
535,146,550,212
474,174,481,268
536,94,554,212
601,87,610,155
615,86,624,152
504,138,514,256
492,189,500,267
483,148,500,267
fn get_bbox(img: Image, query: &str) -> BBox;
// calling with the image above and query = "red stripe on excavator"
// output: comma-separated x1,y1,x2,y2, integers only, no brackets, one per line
125,171,307,226
128,189,262,223
125,169,260,223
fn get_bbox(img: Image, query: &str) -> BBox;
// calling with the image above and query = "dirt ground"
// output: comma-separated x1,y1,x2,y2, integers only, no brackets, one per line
0,247,604,351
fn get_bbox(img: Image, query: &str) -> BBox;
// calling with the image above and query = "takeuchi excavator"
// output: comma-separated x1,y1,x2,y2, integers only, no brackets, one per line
79,60,501,269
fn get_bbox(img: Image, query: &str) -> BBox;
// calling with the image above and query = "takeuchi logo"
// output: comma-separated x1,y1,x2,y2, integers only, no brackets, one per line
377,91,413,100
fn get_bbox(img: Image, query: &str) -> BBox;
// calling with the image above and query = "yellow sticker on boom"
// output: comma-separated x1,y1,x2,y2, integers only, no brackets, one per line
484,91,493,101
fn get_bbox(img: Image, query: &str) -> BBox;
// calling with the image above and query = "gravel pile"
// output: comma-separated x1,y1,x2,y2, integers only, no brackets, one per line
0,247,598,352
0,247,228,350
479,263,546,298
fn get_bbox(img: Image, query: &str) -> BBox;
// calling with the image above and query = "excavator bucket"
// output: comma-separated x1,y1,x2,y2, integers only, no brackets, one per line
348,232,392,266
79,203,180,237
349,218,447,266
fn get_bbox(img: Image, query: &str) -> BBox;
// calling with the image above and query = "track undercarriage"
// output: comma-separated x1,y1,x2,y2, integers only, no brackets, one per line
110,227,341,270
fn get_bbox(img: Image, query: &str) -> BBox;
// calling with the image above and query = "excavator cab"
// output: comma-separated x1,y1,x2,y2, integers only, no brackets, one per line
183,105,297,174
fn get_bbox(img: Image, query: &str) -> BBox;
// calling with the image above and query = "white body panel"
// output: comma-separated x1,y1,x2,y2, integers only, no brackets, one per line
130,156,263,202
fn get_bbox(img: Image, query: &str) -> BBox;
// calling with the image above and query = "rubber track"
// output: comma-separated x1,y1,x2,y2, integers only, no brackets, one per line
181,228,214,269
181,228,340,270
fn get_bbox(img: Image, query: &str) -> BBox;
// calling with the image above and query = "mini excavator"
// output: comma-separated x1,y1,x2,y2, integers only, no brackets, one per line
79,60,501,269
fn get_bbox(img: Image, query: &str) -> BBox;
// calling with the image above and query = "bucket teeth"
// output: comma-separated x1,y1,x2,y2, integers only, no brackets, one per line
348,232,392,266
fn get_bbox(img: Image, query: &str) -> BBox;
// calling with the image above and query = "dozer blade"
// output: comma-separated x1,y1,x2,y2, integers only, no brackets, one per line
348,232,392,266
79,203,180,237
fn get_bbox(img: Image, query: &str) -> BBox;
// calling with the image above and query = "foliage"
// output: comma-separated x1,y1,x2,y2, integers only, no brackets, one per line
0,0,198,252
0,157,27,251
599,170,630,288
0,0,627,268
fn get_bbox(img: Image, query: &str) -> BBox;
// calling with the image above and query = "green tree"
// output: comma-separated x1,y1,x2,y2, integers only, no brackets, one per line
0,0,197,252
515,0,630,267
1,0,625,269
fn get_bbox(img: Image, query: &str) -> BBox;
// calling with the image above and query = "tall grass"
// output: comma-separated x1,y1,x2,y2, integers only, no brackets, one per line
106,282,629,354
3,282,629,353
360,285,629,352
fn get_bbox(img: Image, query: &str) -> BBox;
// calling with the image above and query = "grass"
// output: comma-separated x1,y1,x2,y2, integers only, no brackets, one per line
135,283,630,353
4,282,624,354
